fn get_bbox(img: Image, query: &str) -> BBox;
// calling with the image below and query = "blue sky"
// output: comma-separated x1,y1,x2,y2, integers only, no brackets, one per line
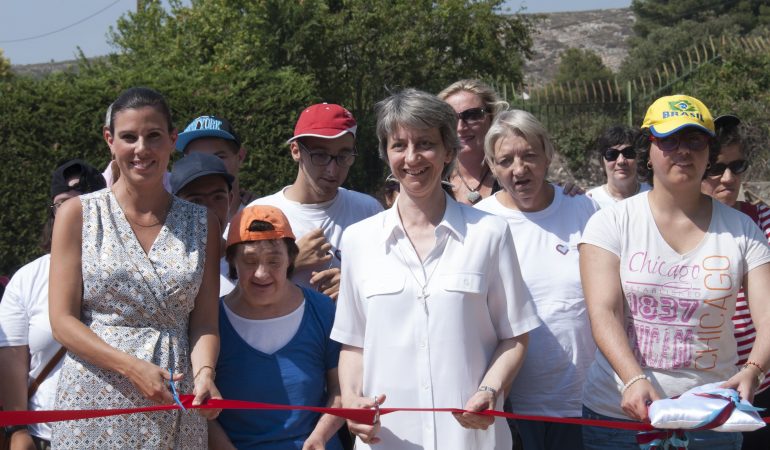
1,0,632,65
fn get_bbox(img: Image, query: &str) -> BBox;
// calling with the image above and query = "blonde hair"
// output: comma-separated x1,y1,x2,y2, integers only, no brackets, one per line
438,79,509,122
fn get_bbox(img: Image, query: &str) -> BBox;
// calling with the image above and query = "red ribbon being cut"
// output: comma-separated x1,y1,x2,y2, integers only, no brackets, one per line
0,394,650,430
1,395,767,431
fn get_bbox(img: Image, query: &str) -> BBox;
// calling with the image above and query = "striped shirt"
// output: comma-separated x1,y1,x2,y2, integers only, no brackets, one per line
733,201,770,393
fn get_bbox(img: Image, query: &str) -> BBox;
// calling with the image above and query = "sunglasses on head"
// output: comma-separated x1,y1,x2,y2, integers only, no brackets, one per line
457,107,487,124
603,147,636,161
649,131,710,152
707,159,749,177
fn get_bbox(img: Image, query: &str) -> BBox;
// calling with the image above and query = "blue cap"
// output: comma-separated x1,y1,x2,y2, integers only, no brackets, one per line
170,152,234,195
176,115,241,152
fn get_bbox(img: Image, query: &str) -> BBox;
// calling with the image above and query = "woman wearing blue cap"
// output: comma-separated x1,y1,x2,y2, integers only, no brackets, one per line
579,95,770,449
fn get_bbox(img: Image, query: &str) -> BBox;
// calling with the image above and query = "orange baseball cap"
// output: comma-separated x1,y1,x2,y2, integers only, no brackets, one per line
226,205,295,248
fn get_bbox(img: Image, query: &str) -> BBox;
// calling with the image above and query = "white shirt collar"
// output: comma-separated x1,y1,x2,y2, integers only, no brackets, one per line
381,192,466,248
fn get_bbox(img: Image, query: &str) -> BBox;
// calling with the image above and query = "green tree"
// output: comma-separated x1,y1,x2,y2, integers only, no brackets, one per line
0,48,11,80
107,0,535,190
622,0,770,80
631,0,770,38
554,48,613,84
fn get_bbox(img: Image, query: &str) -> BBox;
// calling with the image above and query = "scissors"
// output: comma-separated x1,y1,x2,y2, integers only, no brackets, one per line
168,368,187,411
372,395,380,425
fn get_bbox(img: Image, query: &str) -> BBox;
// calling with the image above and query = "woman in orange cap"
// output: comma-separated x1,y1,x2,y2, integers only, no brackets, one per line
579,95,770,449
208,205,345,450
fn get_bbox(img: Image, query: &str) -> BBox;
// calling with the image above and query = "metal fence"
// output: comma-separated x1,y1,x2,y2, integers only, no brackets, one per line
488,34,770,186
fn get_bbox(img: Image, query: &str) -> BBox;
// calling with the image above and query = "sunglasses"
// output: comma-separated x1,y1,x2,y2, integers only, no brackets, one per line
604,147,636,161
650,132,710,152
457,107,487,124
707,159,749,177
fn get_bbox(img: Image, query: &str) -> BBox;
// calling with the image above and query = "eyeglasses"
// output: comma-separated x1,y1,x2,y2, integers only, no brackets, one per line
297,141,357,167
707,159,749,177
457,107,488,124
650,132,710,152
603,146,636,161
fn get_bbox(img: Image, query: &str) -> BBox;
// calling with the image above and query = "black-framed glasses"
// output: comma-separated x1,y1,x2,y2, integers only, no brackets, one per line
707,159,749,177
297,141,357,167
603,146,637,161
650,132,710,152
457,107,487,124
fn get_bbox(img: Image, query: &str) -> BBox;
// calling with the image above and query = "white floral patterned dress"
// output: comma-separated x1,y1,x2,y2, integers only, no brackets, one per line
52,189,208,449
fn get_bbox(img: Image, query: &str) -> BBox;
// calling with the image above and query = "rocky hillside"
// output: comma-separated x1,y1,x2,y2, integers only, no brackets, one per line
523,8,635,85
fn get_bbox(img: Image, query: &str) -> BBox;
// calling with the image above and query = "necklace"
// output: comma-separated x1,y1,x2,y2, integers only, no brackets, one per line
124,197,172,228
394,230,445,314
455,166,490,204
603,181,640,202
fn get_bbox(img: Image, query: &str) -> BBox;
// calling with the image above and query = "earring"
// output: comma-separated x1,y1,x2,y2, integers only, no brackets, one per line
706,163,711,169
647,161,652,170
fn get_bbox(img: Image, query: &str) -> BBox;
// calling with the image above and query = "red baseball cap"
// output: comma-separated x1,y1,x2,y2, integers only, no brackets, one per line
288,103,357,143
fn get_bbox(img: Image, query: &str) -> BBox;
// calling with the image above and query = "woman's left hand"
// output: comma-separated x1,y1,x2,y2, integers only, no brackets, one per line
561,181,585,197
722,367,759,403
452,390,496,430
192,368,222,419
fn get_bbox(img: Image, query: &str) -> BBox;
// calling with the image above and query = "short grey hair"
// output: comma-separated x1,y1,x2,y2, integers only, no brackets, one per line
375,88,460,179
484,109,555,164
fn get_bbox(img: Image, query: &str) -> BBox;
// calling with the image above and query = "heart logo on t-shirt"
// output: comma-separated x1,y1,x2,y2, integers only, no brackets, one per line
556,244,569,255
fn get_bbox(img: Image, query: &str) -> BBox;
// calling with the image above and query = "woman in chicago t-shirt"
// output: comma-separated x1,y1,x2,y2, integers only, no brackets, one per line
579,95,770,450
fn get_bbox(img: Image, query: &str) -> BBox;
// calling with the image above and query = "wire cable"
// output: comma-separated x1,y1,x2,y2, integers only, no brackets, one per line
0,0,123,44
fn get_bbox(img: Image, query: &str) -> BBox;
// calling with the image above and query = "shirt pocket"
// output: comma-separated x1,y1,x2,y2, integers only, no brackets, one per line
439,272,486,295
362,274,405,298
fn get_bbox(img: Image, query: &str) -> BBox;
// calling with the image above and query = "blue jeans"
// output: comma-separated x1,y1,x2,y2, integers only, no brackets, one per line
581,405,742,450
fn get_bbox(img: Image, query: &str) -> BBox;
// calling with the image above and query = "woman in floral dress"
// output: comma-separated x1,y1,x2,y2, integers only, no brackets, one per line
49,87,222,449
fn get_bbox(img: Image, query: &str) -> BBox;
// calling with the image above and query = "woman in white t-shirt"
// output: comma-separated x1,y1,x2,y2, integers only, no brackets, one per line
579,95,770,450
331,89,540,450
586,125,651,209
0,159,105,449
476,110,598,450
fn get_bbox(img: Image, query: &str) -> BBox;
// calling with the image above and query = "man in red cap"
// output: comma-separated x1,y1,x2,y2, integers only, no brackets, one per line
248,103,382,299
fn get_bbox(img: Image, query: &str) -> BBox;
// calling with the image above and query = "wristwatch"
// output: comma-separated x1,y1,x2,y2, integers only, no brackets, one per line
3,425,28,439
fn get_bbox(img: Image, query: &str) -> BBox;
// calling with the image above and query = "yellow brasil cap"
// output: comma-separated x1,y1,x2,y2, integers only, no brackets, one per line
641,94,715,138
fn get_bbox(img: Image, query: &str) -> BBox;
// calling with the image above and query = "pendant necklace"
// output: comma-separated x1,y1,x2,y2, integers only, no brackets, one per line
394,230,445,314
456,166,490,204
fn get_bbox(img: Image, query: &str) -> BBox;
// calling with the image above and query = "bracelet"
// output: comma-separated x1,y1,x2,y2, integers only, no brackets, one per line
194,365,216,380
743,361,766,385
620,374,650,395
478,385,498,398
744,360,766,374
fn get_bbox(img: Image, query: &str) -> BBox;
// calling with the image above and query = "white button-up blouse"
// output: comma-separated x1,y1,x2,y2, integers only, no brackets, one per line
331,195,541,450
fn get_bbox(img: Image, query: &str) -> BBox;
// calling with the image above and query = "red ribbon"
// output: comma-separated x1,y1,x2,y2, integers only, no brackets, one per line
1,394,767,431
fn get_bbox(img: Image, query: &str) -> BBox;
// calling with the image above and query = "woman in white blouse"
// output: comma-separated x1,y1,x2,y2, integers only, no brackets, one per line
331,88,540,450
